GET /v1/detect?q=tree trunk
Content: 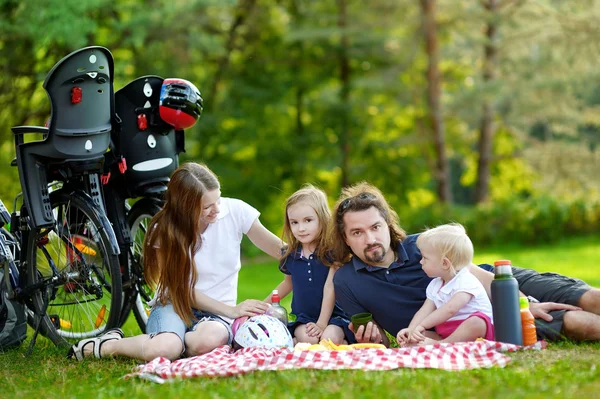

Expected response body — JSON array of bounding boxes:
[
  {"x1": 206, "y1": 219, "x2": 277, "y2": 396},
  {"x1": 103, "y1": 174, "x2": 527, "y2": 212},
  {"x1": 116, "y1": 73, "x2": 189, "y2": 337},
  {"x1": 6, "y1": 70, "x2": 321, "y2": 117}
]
[
  {"x1": 420, "y1": 0, "x2": 452, "y2": 204},
  {"x1": 338, "y1": 0, "x2": 351, "y2": 188},
  {"x1": 290, "y1": 0, "x2": 306, "y2": 183},
  {"x1": 475, "y1": 0, "x2": 499, "y2": 203}
]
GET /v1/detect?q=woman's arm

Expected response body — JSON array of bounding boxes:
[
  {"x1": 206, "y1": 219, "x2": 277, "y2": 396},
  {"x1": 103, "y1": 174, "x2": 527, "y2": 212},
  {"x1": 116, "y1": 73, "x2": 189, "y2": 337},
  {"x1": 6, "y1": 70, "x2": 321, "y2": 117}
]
[
  {"x1": 246, "y1": 218, "x2": 284, "y2": 259},
  {"x1": 193, "y1": 289, "x2": 269, "y2": 319}
]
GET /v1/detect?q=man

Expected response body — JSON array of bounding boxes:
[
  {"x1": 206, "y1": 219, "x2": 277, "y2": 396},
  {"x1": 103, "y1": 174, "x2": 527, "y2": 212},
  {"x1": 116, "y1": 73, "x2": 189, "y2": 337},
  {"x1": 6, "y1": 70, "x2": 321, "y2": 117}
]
[{"x1": 329, "y1": 182, "x2": 600, "y2": 345}]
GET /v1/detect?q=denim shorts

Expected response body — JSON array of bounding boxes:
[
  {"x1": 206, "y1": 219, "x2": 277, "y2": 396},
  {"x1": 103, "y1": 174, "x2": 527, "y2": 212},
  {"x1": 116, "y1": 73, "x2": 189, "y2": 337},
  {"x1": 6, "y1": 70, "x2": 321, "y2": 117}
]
[{"x1": 146, "y1": 303, "x2": 233, "y2": 349}]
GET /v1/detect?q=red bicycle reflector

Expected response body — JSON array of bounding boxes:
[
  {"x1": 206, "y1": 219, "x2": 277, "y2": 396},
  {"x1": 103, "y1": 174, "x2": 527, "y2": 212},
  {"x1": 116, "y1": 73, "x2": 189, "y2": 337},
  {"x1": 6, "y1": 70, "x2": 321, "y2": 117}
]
[
  {"x1": 71, "y1": 87, "x2": 82, "y2": 104},
  {"x1": 137, "y1": 113, "x2": 148, "y2": 130},
  {"x1": 100, "y1": 172, "x2": 111, "y2": 185},
  {"x1": 118, "y1": 157, "x2": 127, "y2": 174}
]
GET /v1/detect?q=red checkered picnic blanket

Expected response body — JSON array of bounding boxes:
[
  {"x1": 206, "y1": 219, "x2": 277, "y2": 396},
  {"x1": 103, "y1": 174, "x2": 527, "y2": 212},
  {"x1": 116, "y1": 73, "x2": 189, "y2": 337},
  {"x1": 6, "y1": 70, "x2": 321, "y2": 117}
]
[{"x1": 128, "y1": 340, "x2": 545, "y2": 382}]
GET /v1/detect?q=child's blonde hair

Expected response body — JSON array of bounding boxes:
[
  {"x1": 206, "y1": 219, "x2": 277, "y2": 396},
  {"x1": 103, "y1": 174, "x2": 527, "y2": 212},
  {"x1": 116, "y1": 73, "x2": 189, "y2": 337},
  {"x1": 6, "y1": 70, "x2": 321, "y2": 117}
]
[
  {"x1": 281, "y1": 184, "x2": 331, "y2": 261},
  {"x1": 416, "y1": 223, "x2": 473, "y2": 271}
]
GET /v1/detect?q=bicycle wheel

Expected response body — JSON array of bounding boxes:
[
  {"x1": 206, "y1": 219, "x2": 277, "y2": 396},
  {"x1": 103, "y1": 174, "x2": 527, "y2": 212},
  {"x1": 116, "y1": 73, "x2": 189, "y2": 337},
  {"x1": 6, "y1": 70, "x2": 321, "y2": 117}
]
[
  {"x1": 26, "y1": 189, "x2": 122, "y2": 346},
  {"x1": 124, "y1": 198, "x2": 162, "y2": 333}
]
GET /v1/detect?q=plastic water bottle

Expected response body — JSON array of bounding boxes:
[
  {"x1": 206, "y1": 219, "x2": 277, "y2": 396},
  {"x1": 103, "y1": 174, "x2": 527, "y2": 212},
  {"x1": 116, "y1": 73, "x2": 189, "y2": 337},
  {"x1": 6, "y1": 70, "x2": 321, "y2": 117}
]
[
  {"x1": 520, "y1": 297, "x2": 537, "y2": 346},
  {"x1": 266, "y1": 290, "x2": 288, "y2": 326},
  {"x1": 490, "y1": 260, "x2": 523, "y2": 345}
]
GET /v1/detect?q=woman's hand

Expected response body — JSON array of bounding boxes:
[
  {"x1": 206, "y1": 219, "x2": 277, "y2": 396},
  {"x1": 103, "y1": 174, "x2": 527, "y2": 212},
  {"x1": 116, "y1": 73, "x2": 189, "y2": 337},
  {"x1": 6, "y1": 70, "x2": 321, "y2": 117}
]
[{"x1": 232, "y1": 299, "x2": 270, "y2": 319}]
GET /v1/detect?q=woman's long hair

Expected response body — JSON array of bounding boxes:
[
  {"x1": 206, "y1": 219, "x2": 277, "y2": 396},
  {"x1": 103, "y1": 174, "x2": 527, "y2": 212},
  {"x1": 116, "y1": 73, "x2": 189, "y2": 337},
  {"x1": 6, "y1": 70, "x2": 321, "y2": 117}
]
[
  {"x1": 281, "y1": 184, "x2": 331, "y2": 263},
  {"x1": 143, "y1": 162, "x2": 220, "y2": 324}
]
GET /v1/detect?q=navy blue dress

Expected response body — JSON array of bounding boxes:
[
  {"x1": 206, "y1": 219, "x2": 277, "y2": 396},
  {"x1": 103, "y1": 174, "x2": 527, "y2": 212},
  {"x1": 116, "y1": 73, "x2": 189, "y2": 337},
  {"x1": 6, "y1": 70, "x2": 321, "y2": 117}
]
[{"x1": 280, "y1": 246, "x2": 352, "y2": 341}]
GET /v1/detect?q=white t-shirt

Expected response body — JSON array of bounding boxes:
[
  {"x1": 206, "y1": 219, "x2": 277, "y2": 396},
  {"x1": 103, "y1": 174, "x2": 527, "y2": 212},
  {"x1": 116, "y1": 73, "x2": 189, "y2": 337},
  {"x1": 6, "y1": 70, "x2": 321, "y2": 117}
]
[
  {"x1": 425, "y1": 267, "x2": 493, "y2": 322},
  {"x1": 192, "y1": 197, "x2": 259, "y2": 308}
]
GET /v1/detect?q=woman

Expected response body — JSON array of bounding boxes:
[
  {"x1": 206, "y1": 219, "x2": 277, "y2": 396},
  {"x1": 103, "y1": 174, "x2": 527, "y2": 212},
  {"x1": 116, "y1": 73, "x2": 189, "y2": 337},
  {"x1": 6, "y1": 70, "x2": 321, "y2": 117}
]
[{"x1": 68, "y1": 162, "x2": 283, "y2": 361}]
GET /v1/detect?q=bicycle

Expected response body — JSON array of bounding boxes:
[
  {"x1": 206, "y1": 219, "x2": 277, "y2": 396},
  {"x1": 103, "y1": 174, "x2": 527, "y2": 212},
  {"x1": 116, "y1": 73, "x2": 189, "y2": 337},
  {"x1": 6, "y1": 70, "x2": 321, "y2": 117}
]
[
  {"x1": 102, "y1": 76, "x2": 203, "y2": 332},
  {"x1": 3, "y1": 46, "x2": 123, "y2": 350}
]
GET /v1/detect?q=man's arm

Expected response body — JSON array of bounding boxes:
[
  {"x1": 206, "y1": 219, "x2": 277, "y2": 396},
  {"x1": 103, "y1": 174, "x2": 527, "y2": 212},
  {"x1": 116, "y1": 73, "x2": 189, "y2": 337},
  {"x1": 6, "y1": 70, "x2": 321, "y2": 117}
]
[
  {"x1": 333, "y1": 267, "x2": 367, "y2": 318},
  {"x1": 468, "y1": 264, "x2": 493, "y2": 298},
  {"x1": 334, "y1": 268, "x2": 388, "y2": 345},
  {"x1": 469, "y1": 264, "x2": 581, "y2": 321}
]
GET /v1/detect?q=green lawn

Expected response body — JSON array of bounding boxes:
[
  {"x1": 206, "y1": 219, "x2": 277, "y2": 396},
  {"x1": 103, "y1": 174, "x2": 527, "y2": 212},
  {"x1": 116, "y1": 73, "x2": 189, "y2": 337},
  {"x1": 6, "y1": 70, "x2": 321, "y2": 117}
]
[{"x1": 1, "y1": 235, "x2": 599, "y2": 398}]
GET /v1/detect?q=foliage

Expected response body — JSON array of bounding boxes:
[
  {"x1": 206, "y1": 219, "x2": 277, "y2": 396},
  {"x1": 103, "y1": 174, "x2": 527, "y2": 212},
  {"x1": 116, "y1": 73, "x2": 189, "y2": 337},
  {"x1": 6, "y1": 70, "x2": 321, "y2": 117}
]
[
  {"x1": 1, "y1": 0, "x2": 600, "y2": 238},
  {"x1": 398, "y1": 194, "x2": 600, "y2": 247}
]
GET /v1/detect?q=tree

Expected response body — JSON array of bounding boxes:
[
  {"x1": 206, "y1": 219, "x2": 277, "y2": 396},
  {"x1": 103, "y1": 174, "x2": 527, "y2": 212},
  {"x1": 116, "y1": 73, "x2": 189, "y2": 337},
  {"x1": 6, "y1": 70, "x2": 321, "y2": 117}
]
[
  {"x1": 337, "y1": 0, "x2": 351, "y2": 188},
  {"x1": 420, "y1": 0, "x2": 452, "y2": 203},
  {"x1": 474, "y1": 0, "x2": 500, "y2": 203}
]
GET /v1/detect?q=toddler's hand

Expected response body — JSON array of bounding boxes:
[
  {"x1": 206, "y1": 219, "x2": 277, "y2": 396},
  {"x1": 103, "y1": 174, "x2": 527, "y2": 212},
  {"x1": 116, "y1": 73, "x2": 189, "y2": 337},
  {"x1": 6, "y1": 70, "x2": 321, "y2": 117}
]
[
  {"x1": 408, "y1": 325, "x2": 426, "y2": 343},
  {"x1": 396, "y1": 328, "x2": 410, "y2": 345}
]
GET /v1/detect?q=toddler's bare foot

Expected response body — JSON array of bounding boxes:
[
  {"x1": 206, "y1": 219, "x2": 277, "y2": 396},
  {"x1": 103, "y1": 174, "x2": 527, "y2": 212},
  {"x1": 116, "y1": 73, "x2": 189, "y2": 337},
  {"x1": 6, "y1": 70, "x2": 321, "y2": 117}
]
[{"x1": 417, "y1": 337, "x2": 439, "y2": 346}]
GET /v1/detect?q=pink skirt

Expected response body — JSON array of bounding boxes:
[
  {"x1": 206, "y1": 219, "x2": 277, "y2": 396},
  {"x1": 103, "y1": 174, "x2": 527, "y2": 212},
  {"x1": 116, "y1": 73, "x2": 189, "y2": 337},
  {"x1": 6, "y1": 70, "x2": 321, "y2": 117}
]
[{"x1": 435, "y1": 311, "x2": 495, "y2": 340}]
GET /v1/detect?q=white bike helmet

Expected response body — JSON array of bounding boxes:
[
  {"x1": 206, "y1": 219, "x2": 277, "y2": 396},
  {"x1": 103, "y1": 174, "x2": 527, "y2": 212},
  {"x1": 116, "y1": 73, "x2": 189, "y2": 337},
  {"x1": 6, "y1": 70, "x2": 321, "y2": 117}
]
[
  {"x1": 233, "y1": 314, "x2": 293, "y2": 349},
  {"x1": 231, "y1": 316, "x2": 248, "y2": 336}
]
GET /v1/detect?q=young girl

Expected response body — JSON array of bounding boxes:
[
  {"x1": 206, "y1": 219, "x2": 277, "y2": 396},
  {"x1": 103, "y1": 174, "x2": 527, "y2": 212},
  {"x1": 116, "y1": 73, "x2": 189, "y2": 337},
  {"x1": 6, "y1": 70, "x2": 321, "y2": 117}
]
[
  {"x1": 268, "y1": 185, "x2": 351, "y2": 345},
  {"x1": 396, "y1": 223, "x2": 494, "y2": 346},
  {"x1": 68, "y1": 162, "x2": 283, "y2": 361}
]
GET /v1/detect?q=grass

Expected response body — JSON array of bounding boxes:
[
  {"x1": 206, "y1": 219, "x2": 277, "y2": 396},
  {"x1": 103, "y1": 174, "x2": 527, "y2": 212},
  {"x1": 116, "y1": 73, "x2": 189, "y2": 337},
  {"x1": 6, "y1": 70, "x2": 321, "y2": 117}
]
[{"x1": 1, "y1": 234, "x2": 599, "y2": 398}]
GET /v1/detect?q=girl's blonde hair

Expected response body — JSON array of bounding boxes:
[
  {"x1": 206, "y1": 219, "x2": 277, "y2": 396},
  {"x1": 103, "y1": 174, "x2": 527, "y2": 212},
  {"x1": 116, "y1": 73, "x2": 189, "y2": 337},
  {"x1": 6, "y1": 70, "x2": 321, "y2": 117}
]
[
  {"x1": 281, "y1": 184, "x2": 331, "y2": 262},
  {"x1": 416, "y1": 223, "x2": 474, "y2": 270},
  {"x1": 144, "y1": 162, "x2": 220, "y2": 325}
]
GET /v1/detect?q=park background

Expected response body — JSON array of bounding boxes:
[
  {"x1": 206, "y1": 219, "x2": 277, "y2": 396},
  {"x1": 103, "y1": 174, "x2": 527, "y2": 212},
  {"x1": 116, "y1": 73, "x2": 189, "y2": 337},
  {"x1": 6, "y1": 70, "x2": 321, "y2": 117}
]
[
  {"x1": 1, "y1": 1, "x2": 600, "y2": 397},
  {"x1": 1, "y1": 0, "x2": 599, "y2": 251}
]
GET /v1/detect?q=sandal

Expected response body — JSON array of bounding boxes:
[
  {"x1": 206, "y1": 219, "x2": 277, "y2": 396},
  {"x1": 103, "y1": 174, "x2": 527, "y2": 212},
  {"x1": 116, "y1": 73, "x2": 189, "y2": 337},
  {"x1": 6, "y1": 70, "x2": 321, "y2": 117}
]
[{"x1": 67, "y1": 328, "x2": 124, "y2": 361}]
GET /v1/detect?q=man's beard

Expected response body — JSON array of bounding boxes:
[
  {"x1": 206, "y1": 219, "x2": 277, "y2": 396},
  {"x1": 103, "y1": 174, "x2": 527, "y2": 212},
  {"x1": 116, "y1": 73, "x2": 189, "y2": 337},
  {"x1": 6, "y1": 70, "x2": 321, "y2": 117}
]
[{"x1": 364, "y1": 244, "x2": 385, "y2": 264}]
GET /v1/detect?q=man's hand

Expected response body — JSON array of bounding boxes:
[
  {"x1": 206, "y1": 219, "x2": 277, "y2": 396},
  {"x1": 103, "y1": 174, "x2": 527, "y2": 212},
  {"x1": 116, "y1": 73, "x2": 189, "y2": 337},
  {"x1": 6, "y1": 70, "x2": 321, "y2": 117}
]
[
  {"x1": 349, "y1": 321, "x2": 382, "y2": 344},
  {"x1": 232, "y1": 299, "x2": 270, "y2": 319},
  {"x1": 530, "y1": 301, "x2": 581, "y2": 322}
]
